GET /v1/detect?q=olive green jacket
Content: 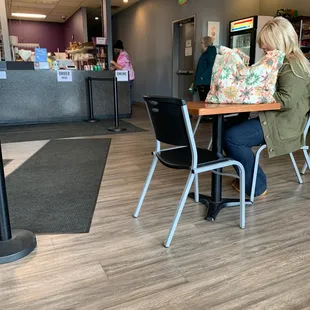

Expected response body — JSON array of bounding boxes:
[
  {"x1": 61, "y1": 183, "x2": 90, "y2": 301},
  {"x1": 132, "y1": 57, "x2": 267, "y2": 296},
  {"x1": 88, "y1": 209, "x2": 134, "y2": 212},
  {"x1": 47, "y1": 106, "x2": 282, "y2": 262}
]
[{"x1": 259, "y1": 60, "x2": 310, "y2": 158}]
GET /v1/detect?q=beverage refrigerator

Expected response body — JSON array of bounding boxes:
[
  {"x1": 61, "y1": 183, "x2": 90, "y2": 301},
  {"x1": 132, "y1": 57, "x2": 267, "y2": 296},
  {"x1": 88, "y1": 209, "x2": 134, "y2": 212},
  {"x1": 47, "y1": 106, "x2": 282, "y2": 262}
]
[{"x1": 229, "y1": 16, "x2": 273, "y2": 65}]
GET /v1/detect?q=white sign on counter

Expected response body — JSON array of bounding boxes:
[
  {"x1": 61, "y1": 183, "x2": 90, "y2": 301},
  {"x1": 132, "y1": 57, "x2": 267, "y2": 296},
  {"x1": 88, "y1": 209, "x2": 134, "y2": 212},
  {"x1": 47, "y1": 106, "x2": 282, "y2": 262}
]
[
  {"x1": 0, "y1": 71, "x2": 7, "y2": 79},
  {"x1": 57, "y1": 70, "x2": 72, "y2": 82},
  {"x1": 115, "y1": 70, "x2": 129, "y2": 82}
]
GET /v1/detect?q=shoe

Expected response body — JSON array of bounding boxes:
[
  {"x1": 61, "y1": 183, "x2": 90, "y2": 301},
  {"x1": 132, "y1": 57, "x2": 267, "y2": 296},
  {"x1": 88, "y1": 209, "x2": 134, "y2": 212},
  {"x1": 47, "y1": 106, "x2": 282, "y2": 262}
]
[{"x1": 232, "y1": 179, "x2": 267, "y2": 197}]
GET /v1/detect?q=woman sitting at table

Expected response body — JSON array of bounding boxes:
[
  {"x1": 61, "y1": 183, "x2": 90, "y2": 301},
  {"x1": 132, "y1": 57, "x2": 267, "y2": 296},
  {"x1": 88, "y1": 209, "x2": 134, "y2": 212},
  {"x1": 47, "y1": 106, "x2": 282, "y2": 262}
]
[{"x1": 223, "y1": 17, "x2": 310, "y2": 197}]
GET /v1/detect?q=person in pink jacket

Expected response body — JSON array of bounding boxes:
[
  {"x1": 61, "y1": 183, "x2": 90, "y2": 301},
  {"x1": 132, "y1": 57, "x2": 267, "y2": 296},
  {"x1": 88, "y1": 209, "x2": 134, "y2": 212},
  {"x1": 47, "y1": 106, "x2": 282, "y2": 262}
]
[{"x1": 110, "y1": 40, "x2": 135, "y2": 114}]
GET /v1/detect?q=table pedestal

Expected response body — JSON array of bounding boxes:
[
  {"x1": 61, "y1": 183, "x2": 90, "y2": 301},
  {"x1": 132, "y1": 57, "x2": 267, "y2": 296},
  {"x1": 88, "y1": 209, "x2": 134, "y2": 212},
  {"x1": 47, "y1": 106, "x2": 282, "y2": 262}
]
[
  {"x1": 188, "y1": 193, "x2": 243, "y2": 221},
  {"x1": 189, "y1": 115, "x2": 248, "y2": 221}
]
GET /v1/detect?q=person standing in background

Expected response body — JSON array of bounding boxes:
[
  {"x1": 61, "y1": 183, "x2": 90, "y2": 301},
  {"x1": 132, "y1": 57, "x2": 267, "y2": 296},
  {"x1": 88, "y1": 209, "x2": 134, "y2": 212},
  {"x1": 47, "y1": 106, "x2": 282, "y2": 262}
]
[
  {"x1": 194, "y1": 36, "x2": 217, "y2": 101},
  {"x1": 110, "y1": 40, "x2": 135, "y2": 114}
]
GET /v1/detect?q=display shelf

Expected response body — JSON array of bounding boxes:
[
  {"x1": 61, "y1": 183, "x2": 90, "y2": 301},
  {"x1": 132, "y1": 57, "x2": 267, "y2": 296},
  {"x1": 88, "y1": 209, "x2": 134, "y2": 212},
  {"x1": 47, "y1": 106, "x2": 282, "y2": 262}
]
[
  {"x1": 93, "y1": 45, "x2": 108, "y2": 70},
  {"x1": 13, "y1": 43, "x2": 40, "y2": 49},
  {"x1": 66, "y1": 46, "x2": 93, "y2": 54},
  {"x1": 289, "y1": 16, "x2": 310, "y2": 61}
]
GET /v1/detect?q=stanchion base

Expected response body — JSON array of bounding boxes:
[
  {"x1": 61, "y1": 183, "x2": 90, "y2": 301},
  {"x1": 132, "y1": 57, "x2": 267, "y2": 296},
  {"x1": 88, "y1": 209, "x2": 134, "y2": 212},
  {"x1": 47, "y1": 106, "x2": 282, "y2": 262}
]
[
  {"x1": 108, "y1": 127, "x2": 126, "y2": 132},
  {"x1": 0, "y1": 229, "x2": 37, "y2": 264},
  {"x1": 84, "y1": 119, "x2": 99, "y2": 123}
]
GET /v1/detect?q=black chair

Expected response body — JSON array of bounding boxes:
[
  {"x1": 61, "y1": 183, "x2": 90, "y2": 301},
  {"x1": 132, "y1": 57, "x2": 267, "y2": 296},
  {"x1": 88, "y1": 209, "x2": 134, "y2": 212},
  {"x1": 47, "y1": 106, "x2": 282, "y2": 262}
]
[{"x1": 133, "y1": 96, "x2": 246, "y2": 248}]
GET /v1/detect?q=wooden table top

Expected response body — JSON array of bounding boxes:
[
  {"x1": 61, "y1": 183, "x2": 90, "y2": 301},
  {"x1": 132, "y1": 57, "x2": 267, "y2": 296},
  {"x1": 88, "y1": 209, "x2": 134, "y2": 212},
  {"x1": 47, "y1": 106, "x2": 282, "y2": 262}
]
[{"x1": 187, "y1": 102, "x2": 281, "y2": 116}]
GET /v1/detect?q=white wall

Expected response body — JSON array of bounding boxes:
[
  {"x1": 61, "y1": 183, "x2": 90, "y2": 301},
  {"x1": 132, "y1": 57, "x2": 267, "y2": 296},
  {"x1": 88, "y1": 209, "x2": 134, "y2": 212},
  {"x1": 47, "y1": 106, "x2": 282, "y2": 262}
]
[{"x1": 112, "y1": 0, "x2": 260, "y2": 102}]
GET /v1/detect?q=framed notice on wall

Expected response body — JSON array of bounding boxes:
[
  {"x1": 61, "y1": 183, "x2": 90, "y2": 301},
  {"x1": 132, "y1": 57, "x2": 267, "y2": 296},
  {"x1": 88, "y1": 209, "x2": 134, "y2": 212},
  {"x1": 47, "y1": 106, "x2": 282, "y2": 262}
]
[{"x1": 208, "y1": 21, "x2": 220, "y2": 46}]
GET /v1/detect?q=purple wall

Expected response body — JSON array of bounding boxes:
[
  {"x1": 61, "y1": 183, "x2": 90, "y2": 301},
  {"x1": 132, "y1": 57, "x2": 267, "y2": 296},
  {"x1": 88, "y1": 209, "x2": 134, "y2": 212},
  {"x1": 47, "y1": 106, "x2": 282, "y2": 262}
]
[
  {"x1": 9, "y1": 20, "x2": 65, "y2": 52},
  {"x1": 8, "y1": 8, "x2": 87, "y2": 52},
  {"x1": 63, "y1": 8, "x2": 86, "y2": 49}
]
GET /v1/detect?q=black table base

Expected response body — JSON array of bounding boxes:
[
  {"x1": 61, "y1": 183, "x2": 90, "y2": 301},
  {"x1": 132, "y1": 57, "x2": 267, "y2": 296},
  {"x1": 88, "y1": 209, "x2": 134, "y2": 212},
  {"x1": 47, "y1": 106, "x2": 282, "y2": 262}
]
[
  {"x1": 188, "y1": 193, "x2": 247, "y2": 221},
  {"x1": 188, "y1": 114, "x2": 250, "y2": 221},
  {"x1": 0, "y1": 229, "x2": 37, "y2": 264}
]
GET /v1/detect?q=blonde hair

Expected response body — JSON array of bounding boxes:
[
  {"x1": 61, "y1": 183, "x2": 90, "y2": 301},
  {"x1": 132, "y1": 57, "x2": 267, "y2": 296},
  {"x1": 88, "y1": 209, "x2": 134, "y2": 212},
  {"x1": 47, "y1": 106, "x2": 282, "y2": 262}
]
[
  {"x1": 257, "y1": 17, "x2": 310, "y2": 77},
  {"x1": 201, "y1": 36, "x2": 213, "y2": 48}
]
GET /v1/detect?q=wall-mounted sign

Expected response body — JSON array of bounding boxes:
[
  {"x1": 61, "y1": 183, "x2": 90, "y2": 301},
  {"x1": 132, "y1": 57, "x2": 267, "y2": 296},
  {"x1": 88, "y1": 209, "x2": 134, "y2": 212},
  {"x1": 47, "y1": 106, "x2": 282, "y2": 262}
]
[
  {"x1": 178, "y1": 0, "x2": 187, "y2": 4},
  {"x1": 57, "y1": 70, "x2": 72, "y2": 82},
  {"x1": 115, "y1": 70, "x2": 129, "y2": 82},
  {"x1": 185, "y1": 47, "x2": 192, "y2": 57},
  {"x1": 96, "y1": 37, "x2": 107, "y2": 45},
  {"x1": 208, "y1": 21, "x2": 220, "y2": 46},
  {"x1": 231, "y1": 17, "x2": 254, "y2": 32}
]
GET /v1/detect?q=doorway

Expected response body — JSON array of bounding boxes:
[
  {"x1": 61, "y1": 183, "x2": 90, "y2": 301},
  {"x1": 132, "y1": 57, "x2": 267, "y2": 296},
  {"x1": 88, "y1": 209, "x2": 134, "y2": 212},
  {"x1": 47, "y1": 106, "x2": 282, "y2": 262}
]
[{"x1": 172, "y1": 16, "x2": 195, "y2": 101}]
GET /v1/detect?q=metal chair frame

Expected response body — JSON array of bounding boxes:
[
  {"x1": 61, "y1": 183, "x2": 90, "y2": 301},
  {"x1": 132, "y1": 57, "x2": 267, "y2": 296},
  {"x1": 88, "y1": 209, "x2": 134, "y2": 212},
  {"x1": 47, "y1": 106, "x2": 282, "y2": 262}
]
[{"x1": 134, "y1": 98, "x2": 246, "y2": 248}]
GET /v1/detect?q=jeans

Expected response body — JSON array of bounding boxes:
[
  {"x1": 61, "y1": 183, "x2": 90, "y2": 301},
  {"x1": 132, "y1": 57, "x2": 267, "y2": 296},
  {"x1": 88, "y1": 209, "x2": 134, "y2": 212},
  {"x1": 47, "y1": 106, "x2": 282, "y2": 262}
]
[{"x1": 223, "y1": 115, "x2": 267, "y2": 197}]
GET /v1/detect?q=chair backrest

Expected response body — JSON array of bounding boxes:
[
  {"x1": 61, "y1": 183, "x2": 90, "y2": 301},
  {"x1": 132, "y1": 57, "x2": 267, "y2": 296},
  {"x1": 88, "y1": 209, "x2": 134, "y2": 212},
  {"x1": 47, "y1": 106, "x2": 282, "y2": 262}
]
[{"x1": 143, "y1": 96, "x2": 193, "y2": 146}]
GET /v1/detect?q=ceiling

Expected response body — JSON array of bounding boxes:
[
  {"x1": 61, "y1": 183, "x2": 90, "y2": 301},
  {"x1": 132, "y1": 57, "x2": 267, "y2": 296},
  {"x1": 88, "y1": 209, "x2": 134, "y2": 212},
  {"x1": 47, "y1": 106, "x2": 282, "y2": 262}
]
[{"x1": 5, "y1": 0, "x2": 140, "y2": 23}]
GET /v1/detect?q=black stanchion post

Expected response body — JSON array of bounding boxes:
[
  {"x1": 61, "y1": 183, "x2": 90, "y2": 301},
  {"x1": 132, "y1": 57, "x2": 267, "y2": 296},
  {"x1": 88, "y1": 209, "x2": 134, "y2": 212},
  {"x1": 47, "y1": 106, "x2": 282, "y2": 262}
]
[
  {"x1": 113, "y1": 76, "x2": 120, "y2": 128},
  {"x1": 0, "y1": 145, "x2": 11, "y2": 242},
  {"x1": 109, "y1": 76, "x2": 126, "y2": 132},
  {"x1": 85, "y1": 77, "x2": 98, "y2": 123},
  {"x1": 0, "y1": 143, "x2": 37, "y2": 264}
]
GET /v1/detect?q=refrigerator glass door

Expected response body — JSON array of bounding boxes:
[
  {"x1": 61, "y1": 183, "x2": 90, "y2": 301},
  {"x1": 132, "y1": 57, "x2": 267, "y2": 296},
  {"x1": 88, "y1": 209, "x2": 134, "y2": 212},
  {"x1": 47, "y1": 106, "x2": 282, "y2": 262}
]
[{"x1": 231, "y1": 33, "x2": 252, "y2": 62}]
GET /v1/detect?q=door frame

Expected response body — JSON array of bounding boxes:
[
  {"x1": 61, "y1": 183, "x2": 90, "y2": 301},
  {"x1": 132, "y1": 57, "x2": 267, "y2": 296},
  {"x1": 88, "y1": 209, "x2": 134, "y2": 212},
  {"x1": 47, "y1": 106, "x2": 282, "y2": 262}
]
[{"x1": 171, "y1": 15, "x2": 196, "y2": 98}]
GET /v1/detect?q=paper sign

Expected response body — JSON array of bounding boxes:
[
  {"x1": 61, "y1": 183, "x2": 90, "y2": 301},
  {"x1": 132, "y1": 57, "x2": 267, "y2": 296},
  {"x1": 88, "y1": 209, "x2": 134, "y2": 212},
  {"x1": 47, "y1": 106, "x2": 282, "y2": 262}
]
[
  {"x1": 185, "y1": 47, "x2": 192, "y2": 57},
  {"x1": 115, "y1": 70, "x2": 129, "y2": 82},
  {"x1": 34, "y1": 62, "x2": 49, "y2": 70},
  {"x1": 96, "y1": 37, "x2": 107, "y2": 45},
  {"x1": 186, "y1": 40, "x2": 192, "y2": 47},
  {"x1": 0, "y1": 71, "x2": 7, "y2": 79},
  {"x1": 35, "y1": 48, "x2": 47, "y2": 62},
  {"x1": 57, "y1": 70, "x2": 72, "y2": 82}
]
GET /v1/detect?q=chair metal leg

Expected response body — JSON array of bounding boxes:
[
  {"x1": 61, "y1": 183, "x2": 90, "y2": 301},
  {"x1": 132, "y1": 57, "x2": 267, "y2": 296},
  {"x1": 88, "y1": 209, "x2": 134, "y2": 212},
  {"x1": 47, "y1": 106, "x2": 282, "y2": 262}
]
[
  {"x1": 235, "y1": 164, "x2": 246, "y2": 229},
  {"x1": 194, "y1": 174, "x2": 199, "y2": 202},
  {"x1": 207, "y1": 137, "x2": 212, "y2": 150},
  {"x1": 193, "y1": 116, "x2": 201, "y2": 135},
  {"x1": 289, "y1": 153, "x2": 303, "y2": 184},
  {"x1": 250, "y1": 145, "x2": 266, "y2": 203},
  {"x1": 133, "y1": 156, "x2": 158, "y2": 218},
  {"x1": 164, "y1": 173, "x2": 195, "y2": 248},
  {"x1": 301, "y1": 150, "x2": 310, "y2": 175}
]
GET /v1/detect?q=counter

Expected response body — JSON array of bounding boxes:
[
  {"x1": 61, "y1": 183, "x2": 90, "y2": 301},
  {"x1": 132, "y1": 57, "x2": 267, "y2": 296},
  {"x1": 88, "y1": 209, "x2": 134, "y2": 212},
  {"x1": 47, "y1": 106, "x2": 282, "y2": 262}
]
[{"x1": 0, "y1": 70, "x2": 131, "y2": 125}]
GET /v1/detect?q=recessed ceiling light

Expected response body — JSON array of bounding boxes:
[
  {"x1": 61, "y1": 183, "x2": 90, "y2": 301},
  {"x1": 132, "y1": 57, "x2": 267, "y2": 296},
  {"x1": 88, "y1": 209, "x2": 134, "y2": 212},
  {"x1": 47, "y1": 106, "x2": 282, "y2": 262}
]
[
  {"x1": 12, "y1": 13, "x2": 46, "y2": 19},
  {"x1": 123, "y1": 0, "x2": 128, "y2": 3},
  {"x1": 95, "y1": 17, "x2": 99, "y2": 20}
]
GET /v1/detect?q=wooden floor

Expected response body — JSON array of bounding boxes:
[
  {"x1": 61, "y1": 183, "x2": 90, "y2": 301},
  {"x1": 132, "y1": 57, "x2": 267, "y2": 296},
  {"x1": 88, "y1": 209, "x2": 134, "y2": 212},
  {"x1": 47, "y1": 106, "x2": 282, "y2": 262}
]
[{"x1": 1, "y1": 104, "x2": 310, "y2": 309}]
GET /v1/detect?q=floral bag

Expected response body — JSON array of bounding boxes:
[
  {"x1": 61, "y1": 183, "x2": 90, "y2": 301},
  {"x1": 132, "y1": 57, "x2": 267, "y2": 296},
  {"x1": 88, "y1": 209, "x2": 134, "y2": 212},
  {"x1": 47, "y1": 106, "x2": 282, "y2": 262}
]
[{"x1": 206, "y1": 46, "x2": 285, "y2": 104}]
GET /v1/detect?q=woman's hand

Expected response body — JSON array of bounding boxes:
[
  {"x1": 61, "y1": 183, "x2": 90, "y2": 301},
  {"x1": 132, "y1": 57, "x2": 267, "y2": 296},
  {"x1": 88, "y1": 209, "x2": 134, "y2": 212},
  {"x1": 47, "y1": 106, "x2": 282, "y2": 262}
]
[{"x1": 110, "y1": 60, "x2": 123, "y2": 70}]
